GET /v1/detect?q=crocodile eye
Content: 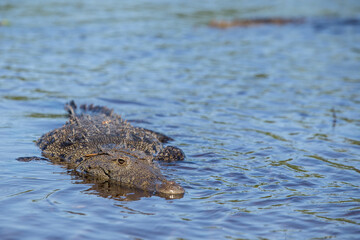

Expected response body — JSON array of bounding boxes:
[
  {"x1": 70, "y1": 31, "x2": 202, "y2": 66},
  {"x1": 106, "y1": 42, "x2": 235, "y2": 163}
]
[{"x1": 117, "y1": 159, "x2": 126, "y2": 165}]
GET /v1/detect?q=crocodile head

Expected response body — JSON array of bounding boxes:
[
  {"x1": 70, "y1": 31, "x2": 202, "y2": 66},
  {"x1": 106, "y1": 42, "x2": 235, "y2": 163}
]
[{"x1": 76, "y1": 147, "x2": 184, "y2": 198}]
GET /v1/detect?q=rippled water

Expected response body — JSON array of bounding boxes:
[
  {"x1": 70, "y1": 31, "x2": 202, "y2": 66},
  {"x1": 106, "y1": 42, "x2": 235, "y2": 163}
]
[{"x1": 1, "y1": 0, "x2": 360, "y2": 239}]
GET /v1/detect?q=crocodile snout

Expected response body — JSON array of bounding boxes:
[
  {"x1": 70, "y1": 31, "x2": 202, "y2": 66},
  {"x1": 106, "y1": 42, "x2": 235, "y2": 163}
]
[{"x1": 156, "y1": 180, "x2": 185, "y2": 196}]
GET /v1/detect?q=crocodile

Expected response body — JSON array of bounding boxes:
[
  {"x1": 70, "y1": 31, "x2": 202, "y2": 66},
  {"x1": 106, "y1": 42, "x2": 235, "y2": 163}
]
[
  {"x1": 209, "y1": 18, "x2": 304, "y2": 29},
  {"x1": 208, "y1": 17, "x2": 360, "y2": 29},
  {"x1": 18, "y1": 101, "x2": 185, "y2": 198}
]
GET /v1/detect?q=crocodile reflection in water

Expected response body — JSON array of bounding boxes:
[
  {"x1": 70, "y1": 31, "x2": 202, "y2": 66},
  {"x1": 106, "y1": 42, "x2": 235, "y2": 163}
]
[
  {"x1": 75, "y1": 175, "x2": 172, "y2": 201},
  {"x1": 18, "y1": 101, "x2": 185, "y2": 199}
]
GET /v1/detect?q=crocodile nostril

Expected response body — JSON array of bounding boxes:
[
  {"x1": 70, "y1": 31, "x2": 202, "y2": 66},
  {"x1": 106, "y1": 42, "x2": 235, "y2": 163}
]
[{"x1": 156, "y1": 181, "x2": 185, "y2": 195}]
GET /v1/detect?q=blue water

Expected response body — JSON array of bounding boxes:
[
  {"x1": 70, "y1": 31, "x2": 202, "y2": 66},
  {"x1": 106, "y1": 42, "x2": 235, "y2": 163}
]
[{"x1": 1, "y1": 0, "x2": 360, "y2": 239}]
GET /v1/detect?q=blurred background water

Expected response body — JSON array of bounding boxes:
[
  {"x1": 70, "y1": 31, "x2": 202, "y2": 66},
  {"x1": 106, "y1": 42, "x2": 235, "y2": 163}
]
[{"x1": 1, "y1": 0, "x2": 360, "y2": 239}]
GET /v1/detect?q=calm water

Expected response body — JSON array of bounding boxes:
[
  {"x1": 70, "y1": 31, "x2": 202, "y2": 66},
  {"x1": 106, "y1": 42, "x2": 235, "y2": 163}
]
[{"x1": 1, "y1": 0, "x2": 360, "y2": 239}]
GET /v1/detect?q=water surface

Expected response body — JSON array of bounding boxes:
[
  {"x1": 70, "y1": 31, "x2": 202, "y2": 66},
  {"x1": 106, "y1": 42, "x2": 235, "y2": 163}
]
[{"x1": 1, "y1": 0, "x2": 360, "y2": 239}]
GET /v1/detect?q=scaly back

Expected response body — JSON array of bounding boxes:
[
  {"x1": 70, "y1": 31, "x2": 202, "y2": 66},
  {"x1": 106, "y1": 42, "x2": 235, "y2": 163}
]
[{"x1": 37, "y1": 101, "x2": 164, "y2": 163}]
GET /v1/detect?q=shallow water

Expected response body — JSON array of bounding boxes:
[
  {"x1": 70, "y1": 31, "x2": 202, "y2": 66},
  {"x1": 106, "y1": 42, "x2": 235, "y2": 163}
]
[{"x1": 1, "y1": 0, "x2": 360, "y2": 239}]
